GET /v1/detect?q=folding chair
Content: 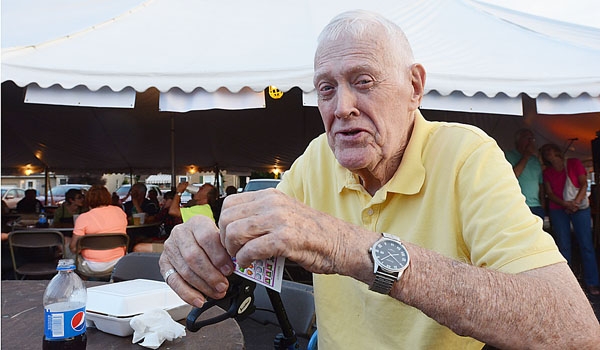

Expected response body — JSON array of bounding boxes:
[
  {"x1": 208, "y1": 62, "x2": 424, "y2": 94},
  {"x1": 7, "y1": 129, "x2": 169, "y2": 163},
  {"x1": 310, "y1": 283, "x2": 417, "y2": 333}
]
[
  {"x1": 249, "y1": 280, "x2": 317, "y2": 339},
  {"x1": 110, "y1": 252, "x2": 163, "y2": 282},
  {"x1": 8, "y1": 230, "x2": 64, "y2": 280},
  {"x1": 75, "y1": 233, "x2": 129, "y2": 280}
]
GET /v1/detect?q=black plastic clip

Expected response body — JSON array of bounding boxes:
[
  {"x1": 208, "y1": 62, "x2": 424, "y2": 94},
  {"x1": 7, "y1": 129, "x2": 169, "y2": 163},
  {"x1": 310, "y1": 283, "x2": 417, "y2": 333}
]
[{"x1": 186, "y1": 274, "x2": 256, "y2": 332}]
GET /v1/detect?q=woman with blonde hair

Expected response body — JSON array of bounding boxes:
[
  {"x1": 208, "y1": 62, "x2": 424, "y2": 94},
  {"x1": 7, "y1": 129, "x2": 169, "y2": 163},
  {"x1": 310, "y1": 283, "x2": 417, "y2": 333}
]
[{"x1": 69, "y1": 184, "x2": 128, "y2": 275}]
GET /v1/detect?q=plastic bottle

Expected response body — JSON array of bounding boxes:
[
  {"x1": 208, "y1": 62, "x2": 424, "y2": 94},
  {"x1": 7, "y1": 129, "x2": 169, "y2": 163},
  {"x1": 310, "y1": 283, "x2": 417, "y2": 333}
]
[
  {"x1": 43, "y1": 259, "x2": 87, "y2": 350},
  {"x1": 37, "y1": 208, "x2": 49, "y2": 228}
]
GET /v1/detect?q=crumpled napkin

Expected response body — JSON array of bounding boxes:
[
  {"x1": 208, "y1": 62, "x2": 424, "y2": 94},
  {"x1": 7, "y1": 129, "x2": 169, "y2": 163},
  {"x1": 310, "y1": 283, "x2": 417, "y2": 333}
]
[{"x1": 130, "y1": 308, "x2": 186, "y2": 349}]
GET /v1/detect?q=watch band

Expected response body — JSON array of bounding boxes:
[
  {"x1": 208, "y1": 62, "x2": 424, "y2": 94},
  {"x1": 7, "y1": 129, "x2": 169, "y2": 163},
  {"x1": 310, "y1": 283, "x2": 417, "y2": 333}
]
[
  {"x1": 370, "y1": 270, "x2": 398, "y2": 294},
  {"x1": 176, "y1": 192, "x2": 183, "y2": 196}
]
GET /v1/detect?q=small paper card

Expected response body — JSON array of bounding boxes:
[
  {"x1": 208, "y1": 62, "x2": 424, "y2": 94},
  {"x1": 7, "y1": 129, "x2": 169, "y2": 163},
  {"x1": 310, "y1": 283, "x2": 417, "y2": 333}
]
[{"x1": 232, "y1": 256, "x2": 285, "y2": 292}]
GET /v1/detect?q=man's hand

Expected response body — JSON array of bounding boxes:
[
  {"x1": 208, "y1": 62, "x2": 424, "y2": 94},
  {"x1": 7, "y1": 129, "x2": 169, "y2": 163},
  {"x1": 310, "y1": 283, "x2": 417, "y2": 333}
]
[
  {"x1": 159, "y1": 215, "x2": 234, "y2": 308},
  {"x1": 176, "y1": 182, "x2": 189, "y2": 194},
  {"x1": 218, "y1": 188, "x2": 368, "y2": 277},
  {"x1": 160, "y1": 188, "x2": 378, "y2": 307}
]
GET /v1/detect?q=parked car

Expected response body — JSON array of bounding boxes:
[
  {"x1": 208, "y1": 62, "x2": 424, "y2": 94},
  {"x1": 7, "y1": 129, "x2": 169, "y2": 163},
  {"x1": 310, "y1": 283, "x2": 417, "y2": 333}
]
[
  {"x1": 116, "y1": 184, "x2": 163, "y2": 203},
  {"x1": 243, "y1": 179, "x2": 281, "y2": 192},
  {"x1": 37, "y1": 184, "x2": 91, "y2": 206},
  {"x1": 1, "y1": 187, "x2": 26, "y2": 212}
]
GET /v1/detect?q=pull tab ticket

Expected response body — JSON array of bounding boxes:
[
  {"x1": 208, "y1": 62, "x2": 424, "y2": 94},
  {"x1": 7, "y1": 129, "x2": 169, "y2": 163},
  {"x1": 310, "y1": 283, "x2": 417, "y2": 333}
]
[{"x1": 232, "y1": 256, "x2": 285, "y2": 292}]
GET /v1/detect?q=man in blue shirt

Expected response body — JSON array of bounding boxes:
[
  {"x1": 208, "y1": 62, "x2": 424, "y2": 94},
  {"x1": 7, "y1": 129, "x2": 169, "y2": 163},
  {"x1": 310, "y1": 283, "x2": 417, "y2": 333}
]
[{"x1": 505, "y1": 128, "x2": 545, "y2": 219}]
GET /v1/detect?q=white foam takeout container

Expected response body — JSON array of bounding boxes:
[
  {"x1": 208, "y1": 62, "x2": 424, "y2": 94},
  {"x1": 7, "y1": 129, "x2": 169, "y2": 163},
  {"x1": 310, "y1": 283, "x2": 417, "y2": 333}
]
[{"x1": 86, "y1": 279, "x2": 192, "y2": 337}]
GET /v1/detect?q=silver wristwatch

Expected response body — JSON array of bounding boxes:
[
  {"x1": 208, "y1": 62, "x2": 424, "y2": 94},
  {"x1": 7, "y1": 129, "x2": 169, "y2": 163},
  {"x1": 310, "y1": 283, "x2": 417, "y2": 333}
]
[{"x1": 369, "y1": 233, "x2": 410, "y2": 294}]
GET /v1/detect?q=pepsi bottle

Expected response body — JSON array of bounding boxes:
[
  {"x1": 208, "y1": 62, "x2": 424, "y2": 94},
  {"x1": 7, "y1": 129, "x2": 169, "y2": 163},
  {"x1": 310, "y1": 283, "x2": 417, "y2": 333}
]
[{"x1": 43, "y1": 259, "x2": 87, "y2": 350}]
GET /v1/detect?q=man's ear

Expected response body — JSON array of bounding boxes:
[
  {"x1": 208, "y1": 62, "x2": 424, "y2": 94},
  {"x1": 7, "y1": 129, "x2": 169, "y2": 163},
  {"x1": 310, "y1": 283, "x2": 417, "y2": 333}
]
[{"x1": 409, "y1": 63, "x2": 426, "y2": 110}]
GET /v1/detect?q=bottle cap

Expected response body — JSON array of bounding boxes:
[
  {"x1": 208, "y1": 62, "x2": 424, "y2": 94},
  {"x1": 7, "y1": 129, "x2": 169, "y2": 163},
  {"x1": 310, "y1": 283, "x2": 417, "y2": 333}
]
[{"x1": 57, "y1": 259, "x2": 76, "y2": 271}]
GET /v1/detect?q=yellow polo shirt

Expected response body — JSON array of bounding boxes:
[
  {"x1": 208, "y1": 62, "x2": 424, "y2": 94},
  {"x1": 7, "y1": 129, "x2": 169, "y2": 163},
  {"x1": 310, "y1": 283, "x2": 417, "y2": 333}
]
[{"x1": 277, "y1": 110, "x2": 564, "y2": 349}]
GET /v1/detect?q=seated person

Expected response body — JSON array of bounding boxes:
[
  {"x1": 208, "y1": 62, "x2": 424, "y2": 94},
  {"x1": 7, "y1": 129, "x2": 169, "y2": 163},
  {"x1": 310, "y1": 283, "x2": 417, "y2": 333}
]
[
  {"x1": 1, "y1": 200, "x2": 9, "y2": 216},
  {"x1": 122, "y1": 183, "x2": 159, "y2": 224},
  {"x1": 169, "y1": 182, "x2": 217, "y2": 222},
  {"x1": 16, "y1": 189, "x2": 44, "y2": 214},
  {"x1": 52, "y1": 189, "x2": 87, "y2": 228},
  {"x1": 69, "y1": 185, "x2": 128, "y2": 275},
  {"x1": 213, "y1": 185, "x2": 237, "y2": 224},
  {"x1": 133, "y1": 191, "x2": 183, "y2": 253},
  {"x1": 111, "y1": 192, "x2": 123, "y2": 209},
  {"x1": 147, "y1": 188, "x2": 160, "y2": 208}
]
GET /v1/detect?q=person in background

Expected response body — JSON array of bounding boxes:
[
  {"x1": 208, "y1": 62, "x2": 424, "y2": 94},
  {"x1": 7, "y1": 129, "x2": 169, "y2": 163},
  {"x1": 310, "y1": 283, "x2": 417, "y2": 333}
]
[
  {"x1": 69, "y1": 185, "x2": 128, "y2": 275},
  {"x1": 148, "y1": 188, "x2": 160, "y2": 208},
  {"x1": 1, "y1": 200, "x2": 9, "y2": 216},
  {"x1": 156, "y1": 190, "x2": 184, "y2": 234},
  {"x1": 540, "y1": 143, "x2": 600, "y2": 296},
  {"x1": 133, "y1": 190, "x2": 183, "y2": 253},
  {"x1": 52, "y1": 189, "x2": 87, "y2": 228},
  {"x1": 122, "y1": 183, "x2": 159, "y2": 223},
  {"x1": 213, "y1": 185, "x2": 238, "y2": 224},
  {"x1": 111, "y1": 192, "x2": 123, "y2": 209},
  {"x1": 159, "y1": 10, "x2": 599, "y2": 348},
  {"x1": 505, "y1": 128, "x2": 546, "y2": 220},
  {"x1": 16, "y1": 189, "x2": 44, "y2": 214},
  {"x1": 169, "y1": 182, "x2": 217, "y2": 223}
]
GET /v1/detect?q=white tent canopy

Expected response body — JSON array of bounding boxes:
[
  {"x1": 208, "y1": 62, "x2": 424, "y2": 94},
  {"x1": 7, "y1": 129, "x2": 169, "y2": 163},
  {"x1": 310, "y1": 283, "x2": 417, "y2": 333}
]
[
  {"x1": 2, "y1": 0, "x2": 600, "y2": 174},
  {"x1": 3, "y1": 0, "x2": 600, "y2": 109}
]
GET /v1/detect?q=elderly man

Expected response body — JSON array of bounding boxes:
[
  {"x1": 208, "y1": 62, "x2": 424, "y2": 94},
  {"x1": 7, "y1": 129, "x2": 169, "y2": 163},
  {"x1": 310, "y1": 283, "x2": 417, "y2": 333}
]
[{"x1": 160, "y1": 10, "x2": 600, "y2": 348}]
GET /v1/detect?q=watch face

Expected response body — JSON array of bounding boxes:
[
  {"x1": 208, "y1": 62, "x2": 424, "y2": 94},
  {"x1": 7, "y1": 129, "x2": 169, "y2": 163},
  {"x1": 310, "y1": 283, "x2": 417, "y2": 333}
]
[{"x1": 372, "y1": 239, "x2": 409, "y2": 272}]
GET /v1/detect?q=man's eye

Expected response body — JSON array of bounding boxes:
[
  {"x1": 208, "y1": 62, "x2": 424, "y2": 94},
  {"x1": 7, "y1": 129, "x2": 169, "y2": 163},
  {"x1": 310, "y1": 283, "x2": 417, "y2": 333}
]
[
  {"x1": 319, "y1": 84, "x2": 334, "y2": 92},
  {"x1": 356, "y1": 78, "x2": 374, "y2": 88},
  {"x1": 317, "y1": 85, "x2": 334, "y2": 99}
]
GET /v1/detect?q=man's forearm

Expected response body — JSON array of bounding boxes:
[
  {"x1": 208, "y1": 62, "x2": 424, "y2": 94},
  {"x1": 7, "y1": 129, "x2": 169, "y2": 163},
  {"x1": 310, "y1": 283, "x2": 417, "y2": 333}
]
[
  {"x1": 331, "y1": 224, "x2": 598, "y2": 347},
  {"x1": 393, "y1": 244, "x2": 599, "y2": 348},
  {"x1": 169, "y1": 194, "x2": 182, "y2": 217}
]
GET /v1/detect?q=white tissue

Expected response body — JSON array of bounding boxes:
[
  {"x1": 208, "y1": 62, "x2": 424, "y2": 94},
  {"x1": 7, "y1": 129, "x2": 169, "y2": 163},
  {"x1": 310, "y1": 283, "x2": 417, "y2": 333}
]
[{"x1": 130, "y1": 308, "x2": 186, "y2": 349}]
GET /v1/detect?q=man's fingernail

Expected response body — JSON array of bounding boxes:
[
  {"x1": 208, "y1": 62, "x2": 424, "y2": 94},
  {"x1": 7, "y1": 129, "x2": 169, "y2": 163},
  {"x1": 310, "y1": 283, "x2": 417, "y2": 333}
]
[
  {"x1": 215, "y1": 282, "x2": 228, "y2": 293},
  {"x1": 192, "y1": 298, "x2": 204, "y2": 309},
  {"x1": 220, "y1": 264, "x2": 232, "y2": 275}
]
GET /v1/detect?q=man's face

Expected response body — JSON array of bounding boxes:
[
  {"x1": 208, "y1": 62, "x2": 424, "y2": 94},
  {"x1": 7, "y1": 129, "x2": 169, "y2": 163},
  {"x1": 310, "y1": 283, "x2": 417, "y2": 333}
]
[
  {"x1": 194, "y1": 184, "x2": 212, "y2": 202},
  {"x1": 313, "y1": 31, "x2": 418, "y2": 174},
  {"x1": 132, "y1": 186, "x2": 145, "y2": 200},
  {"x1": 517, "y1": 131, "x2": 535, "y2": 151}
]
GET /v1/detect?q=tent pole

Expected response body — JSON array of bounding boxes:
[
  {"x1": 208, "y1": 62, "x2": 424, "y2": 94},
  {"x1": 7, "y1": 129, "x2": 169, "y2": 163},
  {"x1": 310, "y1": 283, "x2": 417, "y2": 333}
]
[
  {"x1": 171, "y1": 114, "x2": 176, "y2": 191},
  {"x1": 44, "y1": 167, "x2": 49, "y2": 205},
  {"x1": 214, "y1": 165, "x2": 221, "y2": 195}
]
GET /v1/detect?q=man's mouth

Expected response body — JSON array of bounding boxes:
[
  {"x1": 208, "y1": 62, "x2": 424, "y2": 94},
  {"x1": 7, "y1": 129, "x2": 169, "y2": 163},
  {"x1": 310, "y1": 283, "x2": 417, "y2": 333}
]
[{"x1": 340, "y1": 129, "x2": 361, "y2": 136}]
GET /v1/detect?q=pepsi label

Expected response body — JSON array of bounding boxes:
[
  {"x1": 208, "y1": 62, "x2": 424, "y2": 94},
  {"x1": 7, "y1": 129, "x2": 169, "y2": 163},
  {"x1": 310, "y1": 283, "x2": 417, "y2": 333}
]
[{"x1": 44, "y1": 305, "x2": 86, "y2": 340}]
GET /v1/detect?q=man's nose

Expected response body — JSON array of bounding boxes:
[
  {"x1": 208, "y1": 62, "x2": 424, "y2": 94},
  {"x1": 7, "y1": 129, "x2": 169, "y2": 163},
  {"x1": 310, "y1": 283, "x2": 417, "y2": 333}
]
[{"x1": 334, "y1": 86, "x2": 358, "y2": 119}]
